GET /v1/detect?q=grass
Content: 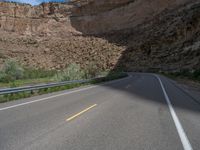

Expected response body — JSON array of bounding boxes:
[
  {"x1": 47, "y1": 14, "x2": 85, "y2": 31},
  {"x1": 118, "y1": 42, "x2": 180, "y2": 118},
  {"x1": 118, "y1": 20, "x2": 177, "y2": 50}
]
[{"x1": 0, "y1": 72, "x2": 127, "y2": 103}]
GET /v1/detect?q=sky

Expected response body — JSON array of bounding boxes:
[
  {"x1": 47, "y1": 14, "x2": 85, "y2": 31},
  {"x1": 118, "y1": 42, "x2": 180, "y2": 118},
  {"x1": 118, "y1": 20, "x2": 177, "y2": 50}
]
[{"x1": 6, "y1": 0, "x2": 67, "y2": 5}]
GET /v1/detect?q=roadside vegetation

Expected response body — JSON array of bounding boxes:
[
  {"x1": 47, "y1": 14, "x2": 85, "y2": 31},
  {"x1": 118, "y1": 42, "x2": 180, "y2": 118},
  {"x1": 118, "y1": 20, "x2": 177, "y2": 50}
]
[
  {"x1": 162, "y1": 69, "x2": 200, "y2": 82},
  {"x1": 0, "y1": 60, "x2": 101, "y2": 87},
  {"x1": 0, "y1": 59, "x2": 56, "y2": 87},
  {"x1": 0, "y1": 59, "x2": 127, "y2": 103}
]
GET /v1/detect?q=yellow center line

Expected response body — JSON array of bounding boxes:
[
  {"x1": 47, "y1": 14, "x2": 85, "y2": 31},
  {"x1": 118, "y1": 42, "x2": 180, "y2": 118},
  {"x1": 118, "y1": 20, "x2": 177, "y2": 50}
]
[{"x1": 66, "y1": 104, "x2": 97, "y2": 122}]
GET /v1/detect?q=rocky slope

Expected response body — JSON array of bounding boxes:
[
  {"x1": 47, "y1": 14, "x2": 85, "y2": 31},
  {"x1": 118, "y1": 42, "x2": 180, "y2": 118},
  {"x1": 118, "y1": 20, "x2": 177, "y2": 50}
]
[
  {"x1": 0, "y1": 2, "x2": 125, "y2": 70},
  {"x1": 70, "y1": 0, "x2": 200, "y2": 72},
  {"x1": 0, "y1": 0, "x2": 200, "y2": 72},
  {"x1": 116, "y1": 1, "x2": 200, "y2": 72}
]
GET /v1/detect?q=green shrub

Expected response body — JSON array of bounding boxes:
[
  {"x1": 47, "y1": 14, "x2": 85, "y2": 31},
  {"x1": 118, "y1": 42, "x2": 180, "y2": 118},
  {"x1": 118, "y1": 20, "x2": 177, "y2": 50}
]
[
  {"x1": 193, "y1": 70, "x2": 200, "y2": 79},
  {"x1": 0, "y1": 59, "x2": 24, "y2": 82},
  {"x1": 164, "y1": 69, "x2": 200, "y2": 82},
  {"x1": 23, "y1": 68, "x2": 56, "y2": 79},
  {"x1": 54, "y1": 63, "x2": 86, "y2": 81},
  {"x1": 193, "y1": 71, "x2": 198, "y2": 77},
  {"x1": 0, "y1": 72, "x2": 7, "y2": 82},
  {"x1": 84, "y1": 62, "x2": 100, "y2": 78}
]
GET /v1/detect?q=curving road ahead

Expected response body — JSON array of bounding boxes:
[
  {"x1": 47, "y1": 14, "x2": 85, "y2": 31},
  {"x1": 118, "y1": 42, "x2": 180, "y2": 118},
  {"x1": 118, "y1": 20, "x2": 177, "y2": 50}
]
[{"x1": 0, "y1": 73, "x2": 200, "y2": 150}]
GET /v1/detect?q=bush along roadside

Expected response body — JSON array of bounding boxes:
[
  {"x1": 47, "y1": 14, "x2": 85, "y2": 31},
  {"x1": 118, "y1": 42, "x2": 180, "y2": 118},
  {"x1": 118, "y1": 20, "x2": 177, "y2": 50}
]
[
  {"x1": 0, "y1": 60, "x2": 102, "y2": 87},
  {"x1": 0, "y1": 72, "x2": 128, "y2": 103},
  {"x1": 0, "y1": 59, "x2": 24, "y2": 83},
  {"x1": 0, "y1": 59, "x2": 56, "y2": 87},
  {"x1": 161, "y1": 69, "x2": 200, "y2": 82}
]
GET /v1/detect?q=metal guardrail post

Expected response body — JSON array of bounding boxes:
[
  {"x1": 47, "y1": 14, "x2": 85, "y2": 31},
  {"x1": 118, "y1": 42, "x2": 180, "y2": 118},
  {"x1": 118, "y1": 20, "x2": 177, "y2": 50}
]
[{"x1": 0, "y1": 73, "x2": 128, "y2": 96}]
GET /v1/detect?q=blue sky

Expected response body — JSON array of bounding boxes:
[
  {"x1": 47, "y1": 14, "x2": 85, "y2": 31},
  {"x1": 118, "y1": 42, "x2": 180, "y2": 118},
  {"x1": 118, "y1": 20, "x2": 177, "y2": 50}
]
[{"x1": 7, "y1": 0, "x2": 67, "y2": 5}]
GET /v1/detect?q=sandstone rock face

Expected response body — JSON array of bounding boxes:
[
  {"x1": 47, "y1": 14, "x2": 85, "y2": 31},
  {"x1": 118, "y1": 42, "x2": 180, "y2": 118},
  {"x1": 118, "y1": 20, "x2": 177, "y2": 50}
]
[
  {"x1": 0, "y1": 2, "x2": 125, "y2": 70},
  {"x1": 70, "y1": 0, "x2": 200, "y2": 72},
  {"x1": 0, "y1": 2, "x2": 78, "y2": 36},
  {"x1": 113, "y1": 1, "x2": 200, "y2": 72},
  {"x1": 0, "y1": 0, "x2": 200, "y2": 72},
  {"x1": 70, "y1": 0, "x2": 134, "y2": 15},
  {"x1": 70, "y1": 0, "x2": 195, "y2": 34}
]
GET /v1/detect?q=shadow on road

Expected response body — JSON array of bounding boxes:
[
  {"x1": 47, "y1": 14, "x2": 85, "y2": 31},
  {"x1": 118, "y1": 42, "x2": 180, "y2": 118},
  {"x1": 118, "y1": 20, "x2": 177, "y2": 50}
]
[{"x1": 69, "y1": 8, "x2": 200, "y2": 114}]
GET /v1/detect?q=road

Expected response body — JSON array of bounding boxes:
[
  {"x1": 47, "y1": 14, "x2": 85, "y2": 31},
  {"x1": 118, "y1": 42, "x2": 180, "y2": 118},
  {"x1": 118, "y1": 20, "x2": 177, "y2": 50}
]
[{"x1": 0, "y1": 73, "x2": 199, "y2": 150}]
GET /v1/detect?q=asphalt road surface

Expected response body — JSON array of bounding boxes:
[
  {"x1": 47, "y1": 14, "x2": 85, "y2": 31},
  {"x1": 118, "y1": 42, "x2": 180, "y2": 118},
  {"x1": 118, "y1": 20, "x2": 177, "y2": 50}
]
[{"x1": 0, "y1": 73, "x2": 200, "y2": 150}]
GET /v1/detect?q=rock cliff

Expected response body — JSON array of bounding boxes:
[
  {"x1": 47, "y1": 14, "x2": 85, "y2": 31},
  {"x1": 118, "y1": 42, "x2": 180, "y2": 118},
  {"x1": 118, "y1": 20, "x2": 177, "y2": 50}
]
[
  {"x1": 0, "y1": 2, "x2": 125, "y2": 70},
  {"x1": 70, "y1": 0, "x2": 194, "y2": 34},
  {"x1": 0, "y1": 2, "x2": 77, "y2": 36},
  {"x1": 0, "y1": 0, "x2": 199, "y2": 72},
  {"x1": 70, "y1": 0, "x2": 200, "y2": 72}
]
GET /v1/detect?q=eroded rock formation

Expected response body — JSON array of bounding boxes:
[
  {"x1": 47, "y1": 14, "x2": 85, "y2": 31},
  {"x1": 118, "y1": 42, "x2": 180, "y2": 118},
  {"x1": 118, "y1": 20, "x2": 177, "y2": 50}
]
[
  {"x1": 0, "y1": 0, "x2": 199, "y2": 72},
  {"x1": 0, "y1": 2, "x2": 77, "y2": 36},
  {"x1": 70, "y1": 0, "x2": 200, "y2": 72}
]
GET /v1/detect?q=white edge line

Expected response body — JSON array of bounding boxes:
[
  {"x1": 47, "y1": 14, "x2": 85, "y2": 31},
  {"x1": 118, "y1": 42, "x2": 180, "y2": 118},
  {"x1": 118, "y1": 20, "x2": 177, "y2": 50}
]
[
  {"x1": 0, "y1": 75, "x2": 131, "y2": 111},
  {"x1": 155, "y1": 75, "x2": 193, "y2": 150}
]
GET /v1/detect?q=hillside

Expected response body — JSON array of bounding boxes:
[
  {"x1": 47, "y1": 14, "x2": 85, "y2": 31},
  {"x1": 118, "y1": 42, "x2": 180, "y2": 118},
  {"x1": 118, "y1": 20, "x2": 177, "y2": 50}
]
[
  {"x1": 0, "y1": 2, "x2": 124, "y2": 70},
  {"x1": 0, "y1": 0, "x2": 200, "y2": 72}
]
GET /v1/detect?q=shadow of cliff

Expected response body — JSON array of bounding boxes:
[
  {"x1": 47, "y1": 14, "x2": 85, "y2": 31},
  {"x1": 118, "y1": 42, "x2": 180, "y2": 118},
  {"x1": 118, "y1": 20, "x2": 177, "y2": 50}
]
[{"x1": 69, "y1": 6, "x2": 200, "y2": 114}]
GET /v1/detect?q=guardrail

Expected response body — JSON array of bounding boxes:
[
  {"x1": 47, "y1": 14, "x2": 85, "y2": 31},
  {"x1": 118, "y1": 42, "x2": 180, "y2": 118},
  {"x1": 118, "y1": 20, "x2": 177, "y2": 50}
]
[{"x1": 0, "y1": 77, "x2": 105, "y2": 95}]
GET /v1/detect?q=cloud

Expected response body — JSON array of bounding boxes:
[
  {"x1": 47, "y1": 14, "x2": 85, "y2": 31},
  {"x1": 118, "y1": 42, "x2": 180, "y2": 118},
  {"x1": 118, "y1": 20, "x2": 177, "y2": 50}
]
[{"x1": 6, "y1": 0, "x2": 66, "y2": 5}]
